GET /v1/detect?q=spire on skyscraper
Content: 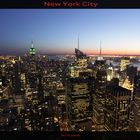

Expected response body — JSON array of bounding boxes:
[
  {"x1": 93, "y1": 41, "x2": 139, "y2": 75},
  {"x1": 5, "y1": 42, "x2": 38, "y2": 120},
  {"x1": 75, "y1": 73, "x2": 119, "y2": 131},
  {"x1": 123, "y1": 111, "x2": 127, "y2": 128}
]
[
  {"x1": 75, "y1": 35, "x2": 87, "y2": 59},
  {"x1": 97, "y1": 40, "x2": 103, "y2": 60},
  {"x1": 31, "y1": 40, "x2": 34, "y2": 48},
  {"x1": 100, "y1": 40, "x2": 102, "y2": 57},
  {"x1": 78, "y1": 34, "x2": 79, "y2": 50}
]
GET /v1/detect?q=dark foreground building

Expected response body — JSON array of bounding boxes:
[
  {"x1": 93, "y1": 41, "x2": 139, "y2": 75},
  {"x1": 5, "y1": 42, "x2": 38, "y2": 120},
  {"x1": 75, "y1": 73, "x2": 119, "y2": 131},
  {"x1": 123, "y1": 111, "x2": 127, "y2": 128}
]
[
  {"x1": 104, "y1": 83, "x2": 131, "y2": 131},
  {"x1": 134, "y1": 74, "x2": 140, "y2": 131},
  {"x1": 66, "y1": 77, "x2": 94, "y2": 131}
]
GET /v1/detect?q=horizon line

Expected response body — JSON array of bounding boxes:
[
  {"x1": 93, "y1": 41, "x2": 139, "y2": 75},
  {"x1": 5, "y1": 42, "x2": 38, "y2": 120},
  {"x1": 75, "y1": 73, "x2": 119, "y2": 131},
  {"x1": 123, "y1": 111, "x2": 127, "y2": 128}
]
[{"x1": 1, "y1": 53, "x2": 140, "y2": 56}]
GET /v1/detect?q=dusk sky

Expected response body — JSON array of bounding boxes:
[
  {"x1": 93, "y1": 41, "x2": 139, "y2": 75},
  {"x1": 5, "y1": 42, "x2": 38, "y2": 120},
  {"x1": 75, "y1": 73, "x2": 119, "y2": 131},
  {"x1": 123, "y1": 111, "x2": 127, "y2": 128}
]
[{"x1": 1, "y1": 9, "x2": 140, "y2": 55}]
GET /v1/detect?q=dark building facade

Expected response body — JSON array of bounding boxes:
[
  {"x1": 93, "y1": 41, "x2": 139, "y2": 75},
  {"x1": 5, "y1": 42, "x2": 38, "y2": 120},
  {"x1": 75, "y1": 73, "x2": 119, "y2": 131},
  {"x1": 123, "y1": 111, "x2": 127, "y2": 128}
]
[
  {"x1": 11, "y1": 61, "x2": 21, "y2": 94},
  {"x1": 104, "y1": 84, "x2": 131, "y2": 131},
  {"x1": 134, "y1": 74, "x2": 140, "y2": 131},
  {"x1": 66, "y1": 77, "x2": 94, "y2": 131},
  {"x1": 93, "y1": 69, "x2": 107, "y2": 131}
]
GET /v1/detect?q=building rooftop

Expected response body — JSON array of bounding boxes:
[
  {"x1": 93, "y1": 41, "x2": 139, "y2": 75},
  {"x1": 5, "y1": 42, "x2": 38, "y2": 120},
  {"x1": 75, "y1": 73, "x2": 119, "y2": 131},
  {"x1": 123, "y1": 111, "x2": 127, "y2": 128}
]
[
  {"x1": 107, "y1": 85, "x2": 130, "y2": 91},
  {"x1": 75, "y1": 48, "x2": 87, "y2": 59},
  {"x1": 106, "y1": 85, "x2": 131, "y2": 96},
  {"x1": 69, "y1": 77, "x2": 95, "y2": 84}
]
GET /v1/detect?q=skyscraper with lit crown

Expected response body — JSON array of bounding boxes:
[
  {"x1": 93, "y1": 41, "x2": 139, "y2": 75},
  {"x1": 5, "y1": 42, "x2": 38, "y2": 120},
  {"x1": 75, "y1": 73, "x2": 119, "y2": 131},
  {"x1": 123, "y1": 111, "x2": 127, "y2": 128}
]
[
  {"x1": 66, "y1": 41, "x2": 94, "y2": 131},
  {"x1": 26, "y1": 41, "x2": 38, "y2": 89}
]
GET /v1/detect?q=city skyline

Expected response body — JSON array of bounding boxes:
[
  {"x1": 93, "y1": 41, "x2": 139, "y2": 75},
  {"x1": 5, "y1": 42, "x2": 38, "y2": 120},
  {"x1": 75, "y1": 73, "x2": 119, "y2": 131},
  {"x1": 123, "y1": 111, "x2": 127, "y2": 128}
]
[{"x1": 1, "y1": 9, "x2": 140, "y2": 55}]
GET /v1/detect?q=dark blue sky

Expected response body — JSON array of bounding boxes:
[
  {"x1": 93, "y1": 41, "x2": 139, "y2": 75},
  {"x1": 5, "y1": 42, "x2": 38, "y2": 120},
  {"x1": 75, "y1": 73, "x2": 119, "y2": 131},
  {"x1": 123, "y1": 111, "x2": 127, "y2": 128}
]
[{"x1": 1, "y1": 9, "x2": 140, "y2": 55}]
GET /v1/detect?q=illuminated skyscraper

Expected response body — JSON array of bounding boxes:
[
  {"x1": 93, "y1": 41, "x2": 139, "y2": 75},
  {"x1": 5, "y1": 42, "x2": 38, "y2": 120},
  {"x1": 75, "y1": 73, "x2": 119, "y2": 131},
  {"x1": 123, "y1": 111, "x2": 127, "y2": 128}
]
[
  {"x1": 11, "y1": 61, "x2": 21, "y2": 95},
  {"x1": 66, "y1": 77, "x2": 94, "y2": 131},
  {"x1": 93, "y1": 69, "x2": 107, "y2": 131},
  {"x1": 28, "y1": 41, "x2": 36, "y2": 72},
  {"x1": 92, "y1": 50, "x2": 107, "y2": 131},
  {"x1": 29, "y1": 41, "x2": 36, "y2": 56},
  {"x1": 105, "y1": 82, "x2": 131, "y2": 131},
  {"x1": 26, "y1": 41, "x2": 38, "y2": 89},
  {"x1": 120, "y1": 57, "x2": 130, "y2": 71},
  {"x1": 68, "y1": 37, "x2": 90, "y2": 78},
  {"x1": 107, "y1": 65, "x2": 114, "y2": 82},
  {"x1": 68, "y1": 48, "x2": 89, "y2": 78},
  {"x1": 66, "y1": 46, "x2": 94, "y2": 131},
  {"x1": 134, "y1": 74, "x2": 140, "y2": 131}
]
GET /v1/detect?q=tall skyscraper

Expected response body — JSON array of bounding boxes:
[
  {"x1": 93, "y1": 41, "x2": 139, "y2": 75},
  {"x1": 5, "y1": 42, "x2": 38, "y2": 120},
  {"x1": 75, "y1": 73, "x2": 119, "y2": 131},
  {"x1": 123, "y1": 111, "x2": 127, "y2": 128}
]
[
  {"x1": 66, "y1": 47, "x2": 94, "y2": 131},
  {"x1": 28, "y1": 41, "x2": 36, "y2": 73},
  {"x1": 29, "y1": 41, "x2": 36, "y2": 56},
  {"x1": 66, "y1": 77, "x2": 94, "y2": 131},
  {"x1": 105, "y1": 81, "x2": 131, "y2": 131},
  {"x1": 93, "y1": 69, "x2": 107, "y2": 131},
  {"x1": 120, "y1": 57, "x2": 130, "y2": 72},
  {"x1": 26, "y1": 41, "x2": 38, "y2": 89},
  {"x1": 92, "y1": 53, "x2": 107, "y2": 131},
  {"x1": 11, "y1": 61, "x2": 21, "y2": 95},
  {"x1": 68, "y1": 48, "x2": 89, "y2": 78},
  {"x1": 134, "y1": 74, "x2": 140, "y2": 131}
]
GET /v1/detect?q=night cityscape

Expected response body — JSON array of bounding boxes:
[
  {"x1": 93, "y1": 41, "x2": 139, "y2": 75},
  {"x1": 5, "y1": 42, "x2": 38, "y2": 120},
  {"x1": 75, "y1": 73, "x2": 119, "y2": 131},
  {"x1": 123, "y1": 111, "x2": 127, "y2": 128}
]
[{"x1": 1, "y1": 9, "x2": 140, "y2": 132}]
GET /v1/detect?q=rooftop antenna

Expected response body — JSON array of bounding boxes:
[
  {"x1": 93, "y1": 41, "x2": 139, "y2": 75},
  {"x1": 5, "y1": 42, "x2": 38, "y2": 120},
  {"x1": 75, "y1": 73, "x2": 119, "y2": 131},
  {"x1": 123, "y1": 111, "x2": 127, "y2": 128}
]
[
  {"x1": 100, "y1": 40, "x2": 102, "y2": 57},
  {"x1": 78, "y1": 35, "x2": 79, "y2": 50},
  {"x1": 31, "y1": 40, "x2": 34, "y2": 48}
]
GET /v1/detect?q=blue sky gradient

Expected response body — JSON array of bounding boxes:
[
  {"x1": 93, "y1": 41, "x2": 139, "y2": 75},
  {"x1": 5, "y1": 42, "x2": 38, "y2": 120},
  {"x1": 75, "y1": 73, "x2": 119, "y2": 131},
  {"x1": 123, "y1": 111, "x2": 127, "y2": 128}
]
[{"x1": 0, "y1": 9, "x2": 140, "y2": 55}]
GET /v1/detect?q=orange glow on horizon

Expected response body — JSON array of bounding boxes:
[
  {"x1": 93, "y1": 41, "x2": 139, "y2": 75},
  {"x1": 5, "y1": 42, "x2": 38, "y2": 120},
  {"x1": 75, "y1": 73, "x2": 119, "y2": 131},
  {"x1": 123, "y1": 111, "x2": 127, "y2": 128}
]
[
  {"x1": 84, "y1": 49, "x2": 140, "y2": 55},
  {"x1": 39, "y1": 48, "x2": 140, "y2": 55}
]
